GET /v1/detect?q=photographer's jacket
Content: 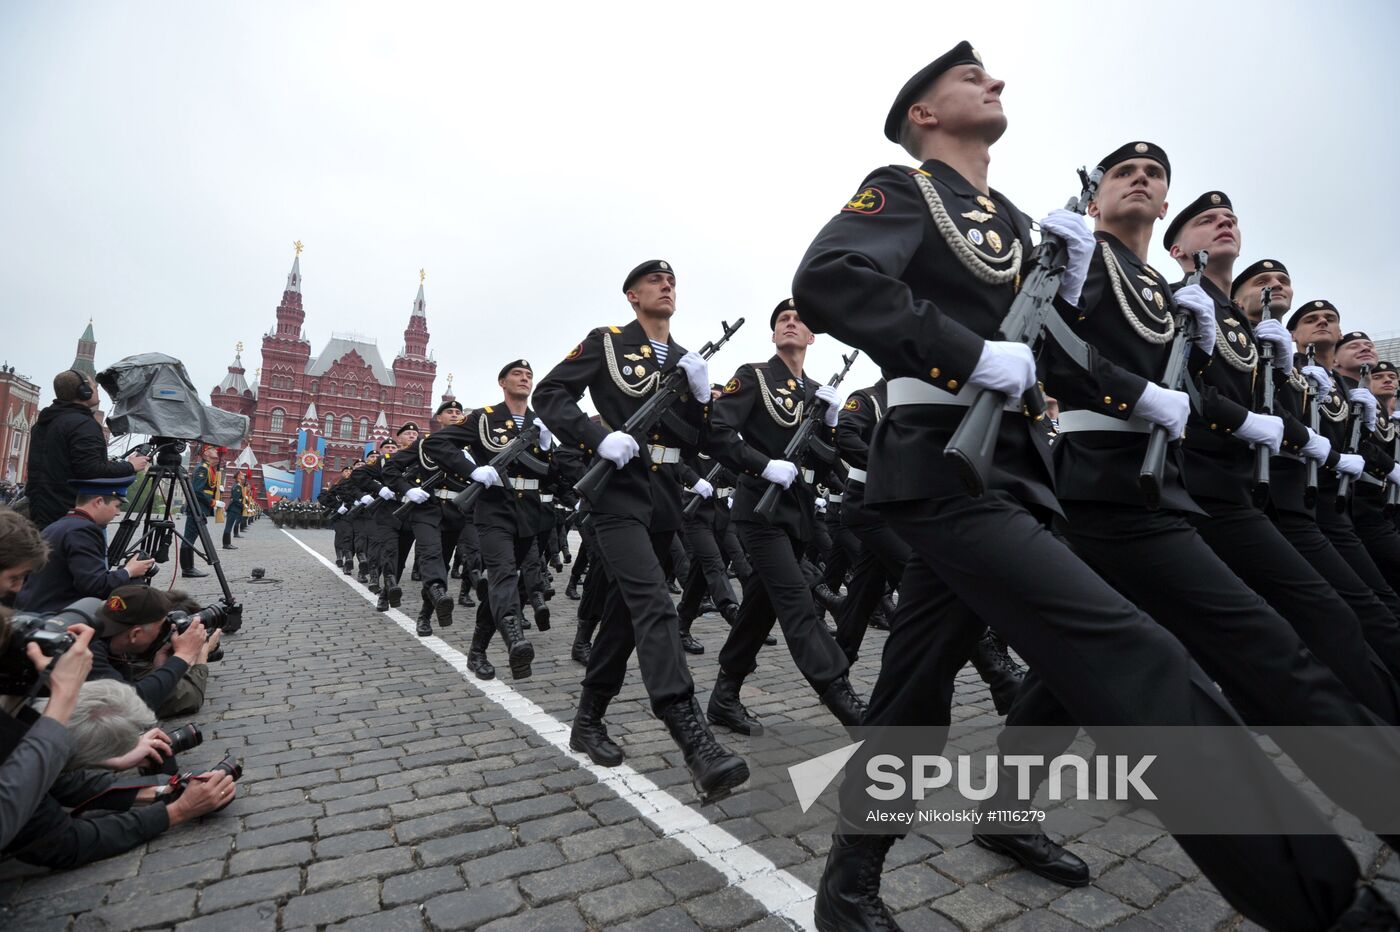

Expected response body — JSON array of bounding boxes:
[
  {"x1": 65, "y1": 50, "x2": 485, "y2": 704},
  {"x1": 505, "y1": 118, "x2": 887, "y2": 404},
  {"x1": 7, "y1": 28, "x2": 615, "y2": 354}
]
[
  {"x1": 14, "y1": 511, "x2": 133, "y2": 613},
  {"x1": 25, "y1": 402, "x2": 137, "y2": 530},
  {"x1": 90, "y1": 638, "x2": 188, "y2": 711},
  {"x1": 423, "y1": 405, "x2": 553, "y2": 537}
]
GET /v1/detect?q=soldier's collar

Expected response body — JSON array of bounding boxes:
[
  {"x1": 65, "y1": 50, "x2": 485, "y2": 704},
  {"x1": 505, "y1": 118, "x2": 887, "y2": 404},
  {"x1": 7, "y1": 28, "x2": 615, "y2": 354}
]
[
  {"x1": 768, "y1": 354, "x2": 806, "y2": 386},
  {"x1": 918, "y1": 159, "x2": 986, "y2": 200}
]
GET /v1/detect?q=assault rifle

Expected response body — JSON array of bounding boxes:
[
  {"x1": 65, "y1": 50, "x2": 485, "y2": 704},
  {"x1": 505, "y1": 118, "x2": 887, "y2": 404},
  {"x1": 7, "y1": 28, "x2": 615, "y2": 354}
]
[
  {"x1": 682, "y1": 461, "x2": 726, "y2": 518},
  {"x1": 1251, "y1": 287, "x2": 1276, "y2": 507},
  {"x1": 1138, "y1": 250, "x2": 1209, "y2": 508},
  {"x1": 1304, "y1": 343, "x2": 1320, "y2": 510},
  {"x1": 451, "y1": 424, "x2": 545, "y2": 515},
  {"x1": 574, "y1": 317, "x2": 745, "y2": 503},
  {"x1": 754, "y1": 351, "x2": 859, "y2": 524},
  {"x1": 944, "y1": 167, "x2": 1102, "y2": 497},
  {"x1": 1335, "y1": 363, "x2": 1371, "y2": 511}
]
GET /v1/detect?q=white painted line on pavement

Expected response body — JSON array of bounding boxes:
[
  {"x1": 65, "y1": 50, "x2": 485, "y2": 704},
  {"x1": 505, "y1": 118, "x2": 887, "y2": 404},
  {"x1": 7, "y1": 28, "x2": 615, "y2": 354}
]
[{"x1": 282, "y1": 529, "x2": 818, "y2": 930}]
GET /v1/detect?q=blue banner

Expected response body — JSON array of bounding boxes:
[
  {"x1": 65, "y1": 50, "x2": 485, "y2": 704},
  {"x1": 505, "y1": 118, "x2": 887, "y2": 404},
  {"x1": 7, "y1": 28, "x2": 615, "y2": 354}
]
[
  {"x1": 261, "y1": 465, "x2": 296, "y2": 500},
  {"x1": 309, "y1": 435, "x2": 328, "y2": 499}
]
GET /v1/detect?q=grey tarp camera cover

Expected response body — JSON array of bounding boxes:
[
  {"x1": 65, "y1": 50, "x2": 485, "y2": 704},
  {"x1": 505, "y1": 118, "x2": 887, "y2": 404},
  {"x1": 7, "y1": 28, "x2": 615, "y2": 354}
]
[{"x1": 97, "y1": 353, "x2": 249, "y2": 445}]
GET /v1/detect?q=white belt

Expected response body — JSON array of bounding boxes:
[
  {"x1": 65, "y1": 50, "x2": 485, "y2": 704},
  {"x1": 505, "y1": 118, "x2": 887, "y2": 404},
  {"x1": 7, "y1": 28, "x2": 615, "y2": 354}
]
[
  {"x1": 648, "y1": 444, "x2": 681, "y2": 464},
  {"x1": 1361, "y1": 474, "x2": 1384, "y2": 488},
  {"x1": 716, "y1": 487, "x2": 733, "y2": 499},
  {"x1": 801, "y1": 468, "x2": 815, "y2": 484},
  {"x1": 847, "y1": 467, "x2": 868, "y2": 484},
  {"x1": 827, "y1": 493, "x2": 843, "y2": 503},
  {"x1": 510, "y1": 477, "x2": 540, "y2": 491},
  {"x1": 541, "y1": 493, "x2": 555, "y2": 502},
  {"x1": 1056, "y1": 409, "x2": 1152, "y2": 434},
  {"x1": 886, "y1": 376, "x2": 1019, "y2": 412},
  {"x1": 433, "y1": 488, "x2": 456, "y2": 501}
]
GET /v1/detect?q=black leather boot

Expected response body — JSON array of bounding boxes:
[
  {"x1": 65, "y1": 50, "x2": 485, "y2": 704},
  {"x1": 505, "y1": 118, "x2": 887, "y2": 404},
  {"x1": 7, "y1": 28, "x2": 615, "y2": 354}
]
[
  {"x1": 457, "y1": 576, "x2": 476, "y2": 608},
  {"x1": 427, "y1": 583, "x2": 454, "y2": 627},
  {"x1": 820, "y1": 676, "x2": 868, "y2": 730},
  {"x1": 467, "y1": 624, "x2": 494, "y2": 680},
  {"x1": 814, "y1": 582, "x2": 846, "y2": 614},
  {"x1": 386, "y1": 574, "x2": 403, "y2": 609},
  {"x1": 679, "y1": 615, "x2": 704, "y2": 655},
  {"x1": 814, "y1": 834, "x2": 900, "y2": 932},
  {"x1": 530, "y1": 591, "x2": 551, "y2": 632},
  {"x1": 707, "y1": 669, "x2": 761, "y2": 735},
  {"x1": 342, "y1": 557, "x2": 354, "y2": 576},
  {"x1": 973, "y1": 766, "x2": 1088, "y2": 887},
  {"x1": 1328, "y1": 885, "x2": 1400, "y2": 930},
  {"x1": 721, "y1": 602, "x2": 739, "y2": 627},
  {"x1": 450, "y1": 561, "x2": 462, "y2": 579},
  {"x1": 571, "y1": 614, "x2": 596, "y2": 666},
  {"x1": 357, "y1": 562, "x2": 369, "y2": 583},
  {"x1": 368, "y1": 572, "x2": 381, "y2": 593},
  {"x1": 970, "y1": 627, "x2": 1025, "y2": 715},
  {"x1": 565, "y1": 582, "x2": 580, "y2": 601},
  {"x1": 375, "y1": 585, "x2": 390, "y2": 612},
  {"x1": 497, "y1": 612, "x2": 534, "y2": 679},
  {"x1": 660, "y1": 698, "x2": 749, "y2": 806},
  {"x1": 416, "y1": 599, "x2": 433, "y2": 637},
  {"x1": 569, "y1": 688, "x2": 624, "y2": 766}
]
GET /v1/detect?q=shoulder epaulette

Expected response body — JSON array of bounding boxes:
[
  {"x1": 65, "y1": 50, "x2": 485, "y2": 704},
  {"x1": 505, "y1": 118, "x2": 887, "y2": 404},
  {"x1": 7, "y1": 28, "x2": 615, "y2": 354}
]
[
  {"x1": 608, "y1": 325, "x2": 622, "y2": 334},
  {"x1": 483, "y1": 405, "x2": 494, "y2": 414}
]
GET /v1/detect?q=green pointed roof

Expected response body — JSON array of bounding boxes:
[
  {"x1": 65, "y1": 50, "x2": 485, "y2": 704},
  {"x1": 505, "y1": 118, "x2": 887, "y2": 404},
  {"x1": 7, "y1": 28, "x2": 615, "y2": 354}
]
[{"x1": 80, "y1": 319, "x2": 95, "y2": 342}]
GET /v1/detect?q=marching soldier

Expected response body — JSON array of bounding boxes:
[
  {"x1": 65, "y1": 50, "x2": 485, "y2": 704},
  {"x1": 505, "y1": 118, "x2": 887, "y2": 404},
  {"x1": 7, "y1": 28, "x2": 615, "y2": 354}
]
[
  {"x1": 703, "y1": 300, "x2": 866, "y2": 735},
  {"x1": 320, "y1": 463, "x2": 358, "y2": 574},
  {"x1": 423, "y1": 360, "x2": 552, "y2": 675},
  {"x1": 792, "y1": 43, "x2": 1394, "y2": 929},
  {"x1": 674, "y1": 447, "x2": 742, "y2": 654},
  {"x1": 533, "y1": 259, "x2": 748, "y2": 805}
]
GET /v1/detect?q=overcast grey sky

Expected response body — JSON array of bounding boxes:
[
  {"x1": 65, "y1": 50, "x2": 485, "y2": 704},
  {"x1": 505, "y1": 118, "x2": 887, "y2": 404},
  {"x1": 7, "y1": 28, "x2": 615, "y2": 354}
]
[{"x1": 3, "y1": 1, "x2": 1397, "y2": 416}]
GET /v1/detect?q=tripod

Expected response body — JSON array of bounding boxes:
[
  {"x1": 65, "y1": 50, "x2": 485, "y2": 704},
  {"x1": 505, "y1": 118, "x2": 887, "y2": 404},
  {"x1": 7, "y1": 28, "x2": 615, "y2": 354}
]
[{"x1": 107, "y1": 438, "x2": 243, "y2": 630}]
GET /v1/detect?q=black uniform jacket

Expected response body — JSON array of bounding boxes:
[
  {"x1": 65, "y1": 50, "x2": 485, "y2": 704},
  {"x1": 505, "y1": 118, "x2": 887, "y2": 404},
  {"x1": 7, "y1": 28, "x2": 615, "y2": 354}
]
[
  {"x1": 1320, "y1": 372, "x2": 1397, "y2": 495},
  {"x1": 1046, "y1": 233, "x2": 1201, "y2": 513},
  {"x1": 1269, "y1": 352, "x2": 1341, "y2": 517},
  {"x1": 836, "y1": 381, "x2": 886, "y2": 525},
  {"x1": 533, "y1": 319, "x2": 708, "y2": 535},
  {"x1": 15, "y1": 512, "x2": 132, "y2": 613},
  {"x1": 793, "y1": 159, "x2": 1129, "y2": 514},
  {"x1": 707, "y1": 355, "x2": 836, "y2": 541},
  {"x1": 423, "y1": 404, "x2": 553, "y2": 537}
]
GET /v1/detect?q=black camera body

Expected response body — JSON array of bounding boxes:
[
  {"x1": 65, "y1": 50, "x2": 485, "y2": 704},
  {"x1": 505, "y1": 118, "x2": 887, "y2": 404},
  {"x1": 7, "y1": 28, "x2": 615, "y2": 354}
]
[
  {"x1": 150, "y1": 603, "x2": 229, "y2": 663},
  {"x1": 0, "y1": 599, "x2": 102, "y2": 696}
]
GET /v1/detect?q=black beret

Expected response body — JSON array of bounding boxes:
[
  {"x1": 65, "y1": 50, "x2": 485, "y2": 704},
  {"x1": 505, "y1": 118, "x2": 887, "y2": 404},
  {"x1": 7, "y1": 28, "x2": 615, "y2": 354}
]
[
  {"x1": 1286, "y1": 299, "x2": 1338, "y2": 331},
  {"x1": 1230, "y1": 259, "x2": 1290, "y2": 299},
  {"x1": 1374, "y1": 361, "x2": 1397, "y2": 375},
  {"x1": 771, "y1": 297, "x2": 797, "y2": 330},
  {"x1": 96, "y1": 584, "x2": 170, "y2": 636},
  {"x1": 435, "y1": 399, "x2": 462, "y2": 416},
  {"x1": 1339, "y1": 331, "x2": 1372, "y2": 349},
  {"x1": 884, "y1": 41, "x2": 983, "y2": 143},
  {"x1": 396, "y1": 422, "x2": 419, "y2": 436},
  {"x1": 378, "y1": 437, "x2": 397, "y2": 449},
  {"x1": 497, "y1": 359, "x2": 533, "y2": 381},
  {"x1": 1162, "y1": 191, "x2": 1233, "y2": 250},
  {"x1": 622, "y1": 259, "x2": 675, "y2": 293},
  {"x1": 1096, "y1": 141, "x2": 1171, "y2": 184}
]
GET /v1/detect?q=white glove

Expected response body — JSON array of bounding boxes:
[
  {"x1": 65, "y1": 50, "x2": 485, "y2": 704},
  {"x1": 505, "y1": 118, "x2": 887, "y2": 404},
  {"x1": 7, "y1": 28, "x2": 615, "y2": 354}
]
[
  {"x1": 815, "y1": 497, "x2": 827, "y2": 509},
  {"x1": 532, "y1": 417, "x2": 553, "y2": 449},
  {"x1": 677, "y1": 351, "x2": 710, "y2": 404},
  {"x1": 378, "y1": 486, "x2": 396, "y2": 501},
  {"x1": 1391, "y1": 409, "x2": 1400, "y2": 424},
  {"x1": 815, "y1": 384, "x2": 840, "y2": 427},
  {"x1": 404, "y1": 487, "x2": 431, "y2": 504},
  {"x1": 1301, "y1": 365, "x2": 1333, "y2": 395},
  {"x1": 1134, "y1": 382, "x2": 1190, "y2": 439},
  {"x1": 1236, "y1": 412, "x2": 1284, "y2": 454},
  {"x1": 1039, "y1": 209, "x2": 1094, "y2": 305},
  {"x1": 1348, "y1": 388, "x2": 1379, "y2": 430},
  {"x1": 1388, "y1": 465, "x2": 1400, "y2": 486},
  {"x1": 691, "y1": 478, "x2": 714, "y2": 499},
  {"x1": 470, "y1": 465, "x2": 502, "y2": 488},
  {"x1": 1173, "y1": 284, "x2": 1217, "y2": 356},
  {"x1": 968, "y1": 341, "x2": 1037, "y2": 396},
  {"x1": 597, "y1": 431, "x2": 639, "y2": 468},
  {"x1": 762, "y1": 459, "x2": 799, "y2": 489},
  {"x1": 1253, "y1": 319, "x2": 1293, "y2": 369},
  {"x1": 727, "y1": 496, "x2": 734, "y2": 508},
  {"x1": 358, "y1": 494, "x2": 373, "y2": 506},
  {"x1": 337, "y1": 504, "x2": 348, "y2": 515},
  {"x1": 214, "y1": 500, "x2": 225, "y2": 510},
  {"x1": 1301, "y1": 429, "x2": 1332, "y2": 465},
  {"x1": 1336, "y1": 453, "x2": 1365, "y2": 479}
]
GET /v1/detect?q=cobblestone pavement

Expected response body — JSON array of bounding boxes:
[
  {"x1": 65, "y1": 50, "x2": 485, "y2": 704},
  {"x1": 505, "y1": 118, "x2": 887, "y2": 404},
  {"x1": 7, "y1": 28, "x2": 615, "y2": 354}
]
[{"x1": 4, "y1": 520, "x2": 1399, "y2": 931}]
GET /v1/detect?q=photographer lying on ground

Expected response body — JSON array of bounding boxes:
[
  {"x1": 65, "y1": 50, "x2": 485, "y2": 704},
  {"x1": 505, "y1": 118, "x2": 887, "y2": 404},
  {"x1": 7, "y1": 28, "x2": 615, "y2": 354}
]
[
  {"x1": 15, "y1": 477, "x2": 156, "y2": 614},
  {"x1": 89, "y1": 586, "x2": 212, "y2": 713},
  {"x1": 107, "y1": 590, "x2": 220, "y2": 718}
]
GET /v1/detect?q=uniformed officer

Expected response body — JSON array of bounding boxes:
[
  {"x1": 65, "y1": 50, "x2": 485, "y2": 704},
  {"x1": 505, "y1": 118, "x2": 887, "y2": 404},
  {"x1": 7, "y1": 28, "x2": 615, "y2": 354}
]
[
  {"x1": 320, "y1": 464, "x2": 358, "y2": 574},
  {"x1": 353, "y1": 439, "x2": 398, "y2": 586},
  {"x1": 424, "y1": 360, "x2": 553, "y2": 673},
  {"x1": 382, "y1": 408, "x2": 461, "y2": 633},
  {"x1": 792, "y1": 43, "x2": 1393, "y2": 930},
  {"x1": 178, "y1": 445, "x2": 220, "y2": 578},
  {"x1": 534, "y1": 259, "x2": 748, "y2": 805},
  {"x1": 675, "y1": 447, "x2": 742, "y2": 654},
  {"x1": 1331, "y1": 336, "x2": 1400, "y2": 589},
  {"x1": 704, "y1": 300, "x2": 865, "y2": 735}
]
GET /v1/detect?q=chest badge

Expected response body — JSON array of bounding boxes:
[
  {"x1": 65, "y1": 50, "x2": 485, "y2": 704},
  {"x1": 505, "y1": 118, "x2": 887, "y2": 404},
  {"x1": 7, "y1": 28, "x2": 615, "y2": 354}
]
[
  {"x1": 961, "y1": 209, "x2": 994, "y2": 223},
  {"x1": 634, "y1": 364, "x2": 646, "y2": 378},
  {"x1": 987, "y1": 230, "x2": 1003, "y2": 253},
  {"x1": 640, "y1": 344, "x2": 652, "y2": 358},
  {"x1": 967, "y1": 229, "x2": 985, "y2": 246},
  {"x1": 976, "y1": 195, "x2": 997, "y2": 214}
]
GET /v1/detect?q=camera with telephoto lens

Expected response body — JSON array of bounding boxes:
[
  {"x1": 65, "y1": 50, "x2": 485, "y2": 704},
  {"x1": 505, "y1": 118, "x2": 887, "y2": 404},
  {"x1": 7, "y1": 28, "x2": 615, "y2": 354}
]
[
  {"x1": 0, "y1": 598, "x2": 102, "y2": 696},
  {"x1": 167, "y1": 723, "x2": 203, "y2": 755},
  {"x1": 155, "y1": 604, "x2": 228, "y2": 663}
]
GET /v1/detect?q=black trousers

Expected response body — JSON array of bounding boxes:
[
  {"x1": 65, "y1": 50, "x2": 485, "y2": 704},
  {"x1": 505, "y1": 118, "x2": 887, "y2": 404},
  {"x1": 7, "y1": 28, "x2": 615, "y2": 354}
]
[
  {"x1": 372, "y1": 508, "x2": 408, "y2": 580},
  {"x1": 401, "y1": 503, "x2": 446, "y2": 593},
  {"x1": 677, "y1": 516, "x2": 738, "y2": 622},
  {"x1": 351, "y1": 515, "x2": 373, "y2": 563},
  {"x1": 1186, "y1": 496, "x2": 1400, "y2": 720},
  {"x1": 716, "y1": 521, "x2": 849, "y2": 692},
  {"x1": 332, "y1": 518, "x2": 353, "y2": 556},
  {"x1": 844, "y1": 491, "x2": 1360, "y2": 932},
  {"x1": 221, "y1": 515, "x2": 242, "y2": 547},
  {"x1": 475, "y1": 522, "x2": 532, "y2": 634},
  {"x1": 669, "y1": 534, "x2": 690, "y2": 585},
  {"x1": 1316, "y1": 495, "x2": 1400, "y2": 616},
  {"x1": 1272, "y1": 506, "x2": 1400, "y2": 682},
  {"x1": 454, "y1": 519, "x2": 481, "y2": 574},
  {"x1": 581, "y1": 515, "x2": 692, "y2": 713},
  {"x1": 834, "y1": 518, "x2": 909, "y2": 663},
  {"x1": 1354, "y1": 487, "x2": 1400, "y2": 594},
  {"x1": 575, "y1": 523, "x2": 608, "y2": 624},
  {"x1": 439, "y1": 501, "x2": 465, "y2": 572},
  {"x1": 718, "y1": 517, "x2": 751, "y2": 582}
]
